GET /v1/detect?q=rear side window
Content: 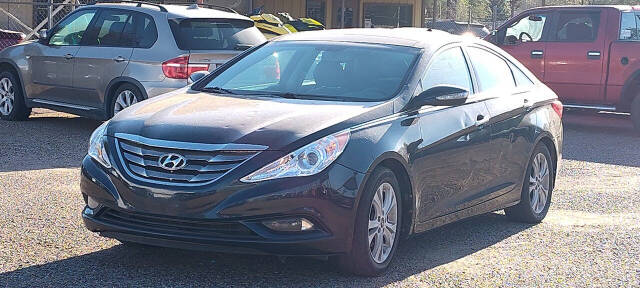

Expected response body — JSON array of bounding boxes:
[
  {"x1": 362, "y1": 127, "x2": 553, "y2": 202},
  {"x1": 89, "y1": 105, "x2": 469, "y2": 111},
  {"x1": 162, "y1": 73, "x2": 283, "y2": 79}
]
[
  {"x1": 466, "y1": 47, "x2": 515, "y2": 92},
  {"x1": 553, "y1": 12, "x2": 600, "y2": 42},
  {"x1": 121, "y1": 12, "x2": 157, "y2": 48},
  {"x1": 620, "y1": 12, "x2": 640, "y2": 40},
  {"x1": 509, "y1": 62, "x2": 535, "y2": 87},
  {"x1": 169, "y1": 19, "x2": 265, "y2": 50}
]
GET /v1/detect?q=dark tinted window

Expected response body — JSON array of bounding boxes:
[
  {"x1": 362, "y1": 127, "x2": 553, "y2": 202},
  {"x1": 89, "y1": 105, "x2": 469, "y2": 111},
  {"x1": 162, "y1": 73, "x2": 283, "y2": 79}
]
[
  {"x1": 620, "y1": 12, "x2": 640, "y2": 40},
  {"x1": 121, "y1": 12, "x2": 157, "y2": 48},
  {"x1": 169, "y1": 19, "x2": 265, "y2": 50},
  {"x1": 422, "y1": 47, "x2": 472, "y2": 92},
  {"x1": 203, "y1": 41, "x2": 419, "y2": 102},
  {"x1": 554, "y1": 12, "x2": 600, "y2": 42},
  {"x1": 86, "y1": 9, "x2": 130, "y2": 46},
  {"x1": 466, "y1": 47, "x2": 515, "y2": 92}
]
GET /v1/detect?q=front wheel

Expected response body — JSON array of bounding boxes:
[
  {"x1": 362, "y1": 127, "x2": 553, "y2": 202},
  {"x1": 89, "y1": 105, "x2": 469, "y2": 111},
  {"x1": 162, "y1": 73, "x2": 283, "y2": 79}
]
[
  {"x1": 334, "y1": 167, "x2": 402, "y2": 276},
  {"x1": 505, "y1": 143, "x2": 554, "y2": 223},
  {"x1": 0, "y1": 71, "x2": 31, "y2": 121}
]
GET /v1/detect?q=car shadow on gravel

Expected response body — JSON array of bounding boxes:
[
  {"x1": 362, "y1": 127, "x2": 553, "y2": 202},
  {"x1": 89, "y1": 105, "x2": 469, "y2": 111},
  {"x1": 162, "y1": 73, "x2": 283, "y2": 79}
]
[
  {"x1": 0, "y1": 116, "x2": 102, "y2": 172},
  {"x1": 562, "y1": 112, "x2": 640, "y2": 167},
  {"x1": 0, "y1": 213, "x2": 533, "y2": 287}
]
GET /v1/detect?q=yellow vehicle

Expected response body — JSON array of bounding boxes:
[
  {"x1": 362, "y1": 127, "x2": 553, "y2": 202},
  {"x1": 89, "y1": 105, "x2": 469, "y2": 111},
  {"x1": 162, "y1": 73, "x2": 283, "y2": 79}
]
[
  {"x1": 249, "y1": 13, "x2": 293, "y2": 39},
  {"x1": 277, "y1": 12, "x2": 325, "y2": 32}
]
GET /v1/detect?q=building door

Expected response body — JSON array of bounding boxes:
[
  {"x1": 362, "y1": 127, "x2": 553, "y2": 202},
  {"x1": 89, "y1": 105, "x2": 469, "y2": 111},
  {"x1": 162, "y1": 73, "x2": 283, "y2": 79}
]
[
  {"x1": 306, "y1": 0, "x2": 327, "y2": 25},
  {"x1": 333, "y1": 0, "x2": 357, "y2": 28},
  {"x1": 363, "y1": 3, "x2": 413, "y2": 28}
]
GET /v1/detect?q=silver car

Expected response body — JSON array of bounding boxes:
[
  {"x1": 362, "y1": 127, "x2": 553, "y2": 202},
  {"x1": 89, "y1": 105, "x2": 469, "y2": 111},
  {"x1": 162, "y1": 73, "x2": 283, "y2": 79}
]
[{"x1": 0, "y1": 2, "x2": 266, "y2": 121}]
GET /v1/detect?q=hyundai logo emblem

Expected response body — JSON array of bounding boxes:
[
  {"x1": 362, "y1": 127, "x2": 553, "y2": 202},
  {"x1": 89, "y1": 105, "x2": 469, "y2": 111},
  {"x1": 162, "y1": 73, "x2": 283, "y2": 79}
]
[{"x1": 158, "y1": 153, "x2": 187, "y2": 171}]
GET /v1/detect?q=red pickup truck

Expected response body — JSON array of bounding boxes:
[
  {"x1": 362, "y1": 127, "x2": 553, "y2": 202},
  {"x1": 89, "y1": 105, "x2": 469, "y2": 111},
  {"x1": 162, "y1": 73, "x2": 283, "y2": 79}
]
[{"x1": 488, "y1": 5, "x2": 640, "y2": 132}]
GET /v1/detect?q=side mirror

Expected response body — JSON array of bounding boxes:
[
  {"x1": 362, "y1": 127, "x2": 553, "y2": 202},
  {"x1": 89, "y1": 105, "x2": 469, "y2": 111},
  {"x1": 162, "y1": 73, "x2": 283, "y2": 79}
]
[
  {"x1": 188, "y1": 70, "x2": 210, "y2": 83},
  {"x1": 37, "y1": 29, "x2": 48, "y2": 42},
  {"x1": 406, "y1": 85, "x2": 469, "y2": 110}
]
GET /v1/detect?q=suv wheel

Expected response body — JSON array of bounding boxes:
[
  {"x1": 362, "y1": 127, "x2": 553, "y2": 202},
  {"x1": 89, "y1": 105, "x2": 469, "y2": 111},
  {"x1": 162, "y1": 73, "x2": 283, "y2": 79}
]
[
  {"x1": 0, "y1": 71, "x2": 31, "y2": 121},
  {"x1": 505, "y1": 143, "x2": 554, "y2": 223},
  {"x1": 631, "y1": 95, "x2": 640, "y2": 134},
  {"x1": 110, "y1": 83, "x2": 143, "y2": 117},
  {"x1": 334, "y1": 167, "x2": 401, "y2": 276}
]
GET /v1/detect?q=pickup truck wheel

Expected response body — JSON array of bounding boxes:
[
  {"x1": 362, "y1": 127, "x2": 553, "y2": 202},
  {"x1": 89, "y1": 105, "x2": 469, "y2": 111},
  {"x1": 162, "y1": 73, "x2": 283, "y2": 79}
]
[
  {"x1": 632, "y1": 96, "x2": 640, "y2": 134},
  {"x1": 0, "y1": 71, "x2": 31, "y2": 121}
]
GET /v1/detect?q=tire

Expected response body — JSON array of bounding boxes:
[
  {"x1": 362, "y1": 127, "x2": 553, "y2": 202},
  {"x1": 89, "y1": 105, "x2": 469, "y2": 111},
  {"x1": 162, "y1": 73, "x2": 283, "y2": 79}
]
[
  {"x1": 505, "y1": 143, "x2": 554, "y2": 223},
  {"x1": 109, "y1": 83, "x2": 143, "y2": 118},
  {"x1": 334, "y1": 167, "x2": 402, "y2": 276},
  {"x1": 631, "y1": 95, "x2": 640, "y2": 134},
  {"x1": 0, "y1": 71, "x2": 31, "y2": 121}
]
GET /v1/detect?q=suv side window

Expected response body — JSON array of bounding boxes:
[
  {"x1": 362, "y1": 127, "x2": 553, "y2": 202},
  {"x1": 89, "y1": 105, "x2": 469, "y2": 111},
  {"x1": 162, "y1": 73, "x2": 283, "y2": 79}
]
[
  {"x1": 503, "y1": 14, "x2": 548, "y2": 45},
  {"x1": 422, "y1": 47, "x2": 472, "y2": 93},
  {"x1": 85, "y1": 9, "x2": 131, "y2": 47},
  {"x1": 466, "y1": 47, "x2": 515, "y2": 93},
  {"x1": 620, "y1": 12, "x2": 640, "y2": 41},
  {"x1": 49, "y1": 9, "x2": 96, "y2": 46},
  {"x1": 121, "y1": 12, "x2": 158, "y2": 48},
  {"x1": 553, "y1": 12, "x2": 600, "y2": 42}
]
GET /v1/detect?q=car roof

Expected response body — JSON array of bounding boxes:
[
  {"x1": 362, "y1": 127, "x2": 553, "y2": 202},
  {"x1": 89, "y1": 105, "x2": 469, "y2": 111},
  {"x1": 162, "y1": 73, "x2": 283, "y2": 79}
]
[
  {"x1": 89, "y1": 3, "x2": 252, "y2": 21},
  {"x1": 272, "y1": 28, "x2": 463, "y2": 49},
  {"x1": 524, "y1": 5, "x2": 640, "y2": 12}
]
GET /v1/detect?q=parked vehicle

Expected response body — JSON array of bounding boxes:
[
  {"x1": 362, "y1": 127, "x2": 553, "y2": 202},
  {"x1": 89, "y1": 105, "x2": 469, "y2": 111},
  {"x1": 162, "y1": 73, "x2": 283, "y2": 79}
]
[
  {"x1": 249, "y1": 13, "x2": 293, "y2": 39},
  {"x1": 80, "y1": 28, "x2": 563, "y2": 275},
  {"x1": 430, "y1": 20, "x2": 490, "y2": 38},
  {"x1": 488, "y1": 5, "x2": 640, "y2": 132},
  {"x1": 0, "y1": 29, "x2": 26, "y2": 51},
  {"x1": 276, "y1": 12, "x2": 325, "y2": 32},
  {"x1": 0, "y1": 1, "x2": 266, "y2": 121}
]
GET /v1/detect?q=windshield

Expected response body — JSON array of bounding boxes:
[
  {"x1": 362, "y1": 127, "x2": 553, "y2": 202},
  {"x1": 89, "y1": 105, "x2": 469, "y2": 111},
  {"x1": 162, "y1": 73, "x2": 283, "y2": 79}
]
[{"x1": 201, "y1": 41, "x2": 420, "y2": 102}]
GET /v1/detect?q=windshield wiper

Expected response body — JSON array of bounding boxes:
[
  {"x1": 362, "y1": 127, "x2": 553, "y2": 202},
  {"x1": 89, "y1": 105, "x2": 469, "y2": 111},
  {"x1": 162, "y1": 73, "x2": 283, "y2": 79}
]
[{"x1": 201, "y1": 87, "x2": 236, "y2": 95}]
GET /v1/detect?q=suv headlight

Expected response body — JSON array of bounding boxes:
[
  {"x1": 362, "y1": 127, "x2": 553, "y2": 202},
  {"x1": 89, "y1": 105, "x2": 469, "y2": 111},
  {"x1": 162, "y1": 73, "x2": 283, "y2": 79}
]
[
  {"x1": 241, "y1": 130, "x2": 350, "y2": 183},
  {"x1": 88, "y1": 121, "x2": 111, "y2": 168}
]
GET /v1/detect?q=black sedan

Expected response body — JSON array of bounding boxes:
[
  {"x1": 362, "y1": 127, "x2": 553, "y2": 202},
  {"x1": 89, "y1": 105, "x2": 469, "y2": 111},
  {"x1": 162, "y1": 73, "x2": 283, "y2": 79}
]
[{"x1": 80, "y1": 28, "x2": 563, "y2": 276}]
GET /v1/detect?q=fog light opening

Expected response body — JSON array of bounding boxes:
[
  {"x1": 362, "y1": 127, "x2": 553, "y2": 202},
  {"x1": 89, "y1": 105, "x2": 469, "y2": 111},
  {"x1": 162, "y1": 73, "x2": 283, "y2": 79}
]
[{"x1": 262, "y1": 218, "x2": 315, "y2": 232}]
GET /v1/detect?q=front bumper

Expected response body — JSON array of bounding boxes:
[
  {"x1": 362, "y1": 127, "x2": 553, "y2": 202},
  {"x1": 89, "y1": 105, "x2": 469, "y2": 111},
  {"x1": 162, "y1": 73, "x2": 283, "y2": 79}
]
[{"x1": 80, "y1": 155, "x2": 366, "y2": 256}]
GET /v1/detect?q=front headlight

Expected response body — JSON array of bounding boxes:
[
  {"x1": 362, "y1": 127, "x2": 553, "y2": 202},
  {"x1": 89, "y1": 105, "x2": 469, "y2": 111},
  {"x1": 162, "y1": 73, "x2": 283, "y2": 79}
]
[
  {"x1": 241, "y1": 130, "x2": 350, "y2": 183},
  {"x1": 88, "y1": 121, "x2": 111, "y2": 168}
]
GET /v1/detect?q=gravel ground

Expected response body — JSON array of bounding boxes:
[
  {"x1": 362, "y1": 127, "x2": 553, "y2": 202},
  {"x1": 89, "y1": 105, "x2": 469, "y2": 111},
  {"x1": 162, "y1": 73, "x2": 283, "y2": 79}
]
[{"x1": 0, "y1": 109, "x2": 639, "y2": 287}]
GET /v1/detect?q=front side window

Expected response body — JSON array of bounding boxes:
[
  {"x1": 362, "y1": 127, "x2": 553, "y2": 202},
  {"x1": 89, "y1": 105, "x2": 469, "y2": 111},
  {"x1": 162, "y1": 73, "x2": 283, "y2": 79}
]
[
  {"x1": 422, "y1": 47, "x2": 472, "y2": 92},
  {"x1": 554, "y1": 12, "x2": 600, "y2": 42},
  {"x1": 86, "y1": 9, "x2": 131, "y2": 46},
  {"x1": 620, "y1": 12, "x2": 640, "y2": 40},
  {"x1": 49, "y1": 9, "x2": 96, "y2": 46},
  {"x1": 504, "y1": 14, "x2": 547, "y2": 45},
  {"x1": 202, "y1": 41, "x2": 420, "y2": 102},
  {"x1": 466, "y1": 47, "x2": 515, "y2": 93}
]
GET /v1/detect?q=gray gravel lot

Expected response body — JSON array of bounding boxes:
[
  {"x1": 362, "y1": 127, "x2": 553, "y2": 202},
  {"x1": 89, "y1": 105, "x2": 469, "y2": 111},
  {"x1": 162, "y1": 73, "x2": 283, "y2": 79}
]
[{"x1": 0, "y1": 109, "x2": 639, "y2": 287}]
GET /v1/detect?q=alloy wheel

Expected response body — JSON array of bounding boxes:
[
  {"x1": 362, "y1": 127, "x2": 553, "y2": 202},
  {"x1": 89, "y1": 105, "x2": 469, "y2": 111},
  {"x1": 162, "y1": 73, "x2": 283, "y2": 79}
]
[
  {"x1": 368, "y1": 182, "x2": 398, "y2": 264},
  {"x1": 0, "y1": 77, "x2": 15, "y2": 116},
  {"x1": 529, "y1": 153, "x2": 550, "y2": 214},
  {"x1": 113, "y1": 90, "x2": 138, "y2": 115}
]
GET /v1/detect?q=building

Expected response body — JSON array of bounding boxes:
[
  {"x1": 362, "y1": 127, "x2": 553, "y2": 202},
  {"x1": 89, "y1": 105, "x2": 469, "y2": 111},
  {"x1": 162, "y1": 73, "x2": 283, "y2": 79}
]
[{"x1": 217, "y1": 0, "x2": 424, "y2": 29}]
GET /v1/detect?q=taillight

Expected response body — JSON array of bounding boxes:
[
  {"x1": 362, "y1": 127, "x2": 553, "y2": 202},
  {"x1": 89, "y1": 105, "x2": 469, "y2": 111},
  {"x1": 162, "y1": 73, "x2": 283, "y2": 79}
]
[
  {"x1": 551, "y1": 100, "x2": 563, "y2": 118},
  {"x1": 162, "y1": 55, "x2": 209, "y2": 79}
]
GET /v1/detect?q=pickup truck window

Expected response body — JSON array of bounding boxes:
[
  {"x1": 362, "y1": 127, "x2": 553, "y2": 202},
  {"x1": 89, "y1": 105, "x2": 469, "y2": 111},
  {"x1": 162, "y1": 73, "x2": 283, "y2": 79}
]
[
  {"x1": 554, "y1": 12, "x2": 600, "y2": 42},
  {"x1": 620, "y1": 12, "x2": 640, "y2": 40},
  {"x1": 505, "y1": 14, "x2": 547, "y2": 44}
]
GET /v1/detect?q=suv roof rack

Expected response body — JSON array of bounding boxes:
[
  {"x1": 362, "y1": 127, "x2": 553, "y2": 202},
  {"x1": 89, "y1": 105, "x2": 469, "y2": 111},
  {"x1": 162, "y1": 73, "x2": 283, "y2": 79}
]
[
  {"x1": 171, "y1": 2, "x2": 238, "y2": 14},
  {"x1": 89, "y1": 0, "x2": 168, "y2": 12}
]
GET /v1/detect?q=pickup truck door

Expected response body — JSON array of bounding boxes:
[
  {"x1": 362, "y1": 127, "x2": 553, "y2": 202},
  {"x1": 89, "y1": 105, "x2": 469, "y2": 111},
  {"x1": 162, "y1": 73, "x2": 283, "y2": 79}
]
[
  {"x1": 496, "y1": 13, "x2": 551, "y2": 81},
  {"x1": 543, "y1": 10, "x2": 606, "y2": 103}
]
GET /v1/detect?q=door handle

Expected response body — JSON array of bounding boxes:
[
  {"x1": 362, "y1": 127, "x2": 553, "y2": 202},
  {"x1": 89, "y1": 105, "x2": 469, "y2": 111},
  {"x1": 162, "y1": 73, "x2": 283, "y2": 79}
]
[
  {"x1": 476, "y1": 114, "x2": 489, "y2": 126},
  {"x1": 531, "y1": 50, "x2": 543, "y2": 59},
  {"x1": 587, "y1": 51, "x2": 601, "y2": 59},
  {"x1": 113, "y1": 56, "x2": 126, "y2": 62},
  {"x1": 64, "y1": 53, "x2": 73, "y2": 60}
]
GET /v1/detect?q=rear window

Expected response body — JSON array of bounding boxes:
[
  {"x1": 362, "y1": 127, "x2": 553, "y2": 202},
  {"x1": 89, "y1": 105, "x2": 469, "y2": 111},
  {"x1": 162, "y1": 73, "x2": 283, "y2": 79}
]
[{"x1": 168, "y1": 18, "x2": 265, "y2": 50}]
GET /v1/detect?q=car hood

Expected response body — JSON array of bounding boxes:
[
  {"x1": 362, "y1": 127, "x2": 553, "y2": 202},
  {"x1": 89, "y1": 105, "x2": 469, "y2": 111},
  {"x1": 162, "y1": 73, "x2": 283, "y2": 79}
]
[{"x1": 107, "y1": 88, "x2": 388, "y2": 151}]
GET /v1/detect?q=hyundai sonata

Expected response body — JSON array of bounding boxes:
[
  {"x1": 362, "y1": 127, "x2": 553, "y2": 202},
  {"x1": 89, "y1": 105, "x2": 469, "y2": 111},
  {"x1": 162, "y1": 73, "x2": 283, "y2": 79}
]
[{"x1": 80, "y1": 28, "x2": 563, "y2": 276}]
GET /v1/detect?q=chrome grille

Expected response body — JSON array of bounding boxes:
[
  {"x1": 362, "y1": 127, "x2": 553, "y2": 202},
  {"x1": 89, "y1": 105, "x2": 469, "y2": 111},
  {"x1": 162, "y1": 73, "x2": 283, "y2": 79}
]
[{"x1": 114, "y1": 133, "x2": 266, "y2": 185}]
